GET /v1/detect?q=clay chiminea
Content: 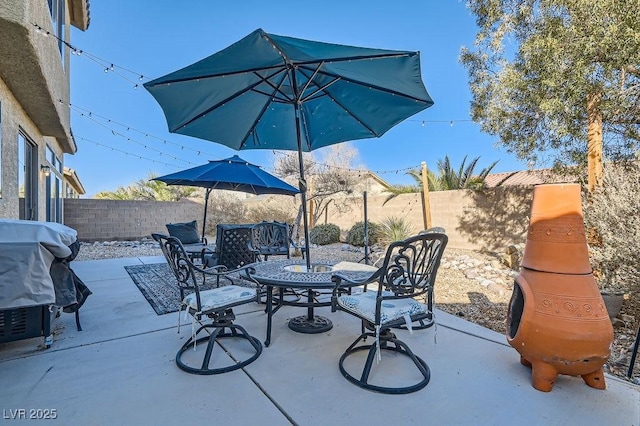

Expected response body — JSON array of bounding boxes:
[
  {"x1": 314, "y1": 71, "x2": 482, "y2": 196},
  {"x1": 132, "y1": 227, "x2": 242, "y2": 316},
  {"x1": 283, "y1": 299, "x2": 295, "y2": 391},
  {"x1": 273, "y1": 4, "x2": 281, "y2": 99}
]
[{"x1": 506, "y1": 183, "x2": 614, "y2": 392}]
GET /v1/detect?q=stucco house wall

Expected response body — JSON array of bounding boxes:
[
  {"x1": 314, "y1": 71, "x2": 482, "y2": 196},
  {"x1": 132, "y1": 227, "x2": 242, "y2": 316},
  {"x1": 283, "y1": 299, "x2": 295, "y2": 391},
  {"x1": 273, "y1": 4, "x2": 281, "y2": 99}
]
[{"x1": 0, "y1": 0, "x2": 89, "y2": 220}]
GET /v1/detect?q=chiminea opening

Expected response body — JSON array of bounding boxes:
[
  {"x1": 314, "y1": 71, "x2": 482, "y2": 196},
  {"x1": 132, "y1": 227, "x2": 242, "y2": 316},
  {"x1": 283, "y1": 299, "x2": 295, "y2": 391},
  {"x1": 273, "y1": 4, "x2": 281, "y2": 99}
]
[{"x1": 508, "y1": 281, "x2": 524, "y2": 339}]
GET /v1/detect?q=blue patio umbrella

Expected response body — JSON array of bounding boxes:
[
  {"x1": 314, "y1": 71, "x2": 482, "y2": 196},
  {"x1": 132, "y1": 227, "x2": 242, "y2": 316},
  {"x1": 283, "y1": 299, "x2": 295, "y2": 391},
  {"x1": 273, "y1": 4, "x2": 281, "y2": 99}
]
[
  {"x1": 153, "y1": 155, "x2": 299, "y2": 238},
  {"x1": 144, "y1": 28, "x2": 434, "y2": 268}
]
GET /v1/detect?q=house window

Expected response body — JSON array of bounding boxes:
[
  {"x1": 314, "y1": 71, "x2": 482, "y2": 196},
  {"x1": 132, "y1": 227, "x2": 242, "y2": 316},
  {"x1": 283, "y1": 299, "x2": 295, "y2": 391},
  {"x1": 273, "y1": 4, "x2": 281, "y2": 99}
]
[
  {"x1": 48, "y1": 0, "x2": 65, "y2": 56},
  {"x1": 18, "y1": 132, "x2": 38, "y2": 220},
  {"x1": 46, "y1": 173, "x2": 63, "y2": 223},
  {"x1": 66, "y1": 185, "x2": 77, "y2": 199},
  {"x1": 45, "y1": 144, "x2": 63, "y2": 223}
]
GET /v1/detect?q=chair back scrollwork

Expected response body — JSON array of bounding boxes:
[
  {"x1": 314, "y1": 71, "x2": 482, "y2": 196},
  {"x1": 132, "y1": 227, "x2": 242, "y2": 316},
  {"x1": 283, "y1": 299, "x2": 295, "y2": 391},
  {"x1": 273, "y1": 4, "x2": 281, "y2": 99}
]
[
  {"x1": 381, "y1": 233, "x2": 447, "y2": 298},
  {"x1": 153, "y1": 233, "x2": 205, "y2": 309},
  {"x1": 249, "y1": 221, "x2": 290, "y2": 260}
]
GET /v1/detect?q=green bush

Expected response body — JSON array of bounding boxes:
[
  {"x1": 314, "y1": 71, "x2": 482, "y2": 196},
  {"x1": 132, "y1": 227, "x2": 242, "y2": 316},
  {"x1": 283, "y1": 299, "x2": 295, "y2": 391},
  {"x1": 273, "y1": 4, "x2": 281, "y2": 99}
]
[
  {"x1": 379, "y1": 216, "x2": 414, "y2": 245},
  {"x1": 346, "y1": 221, "x2": 380, "y2": 246},
  {"x1": 309, "y1": 223, "x2": 341, "y2": 245}
]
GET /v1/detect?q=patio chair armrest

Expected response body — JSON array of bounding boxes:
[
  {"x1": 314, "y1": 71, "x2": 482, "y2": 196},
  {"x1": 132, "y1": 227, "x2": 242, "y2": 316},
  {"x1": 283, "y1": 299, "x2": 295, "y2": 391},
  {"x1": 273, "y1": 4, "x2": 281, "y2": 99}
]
[
  {"x1": 330, "y1": 271, "x2": 380, "y2": 312},
  {"x1": 331, "y1": 269, "x2": 381, "y2": 288},
  {"x1": 192, "y1": 262, "x2": 254, "y2": 287},
  {"x1": 246, "y1": 242, "x2": 264, "y2": 261}
]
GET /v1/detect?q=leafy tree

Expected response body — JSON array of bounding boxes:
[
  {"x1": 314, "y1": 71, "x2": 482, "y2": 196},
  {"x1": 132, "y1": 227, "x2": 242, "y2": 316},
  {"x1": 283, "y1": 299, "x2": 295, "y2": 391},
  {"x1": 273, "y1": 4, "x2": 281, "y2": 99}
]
[
  {"x1": 461, "y1": 0, "x2": 640, "y2": 190},
  {"x1": 383, "y1": 155, "x2": 498, "y2": 204},
  {"x1": 95, "y1": 173, "x2": 199, "y2": 201}
]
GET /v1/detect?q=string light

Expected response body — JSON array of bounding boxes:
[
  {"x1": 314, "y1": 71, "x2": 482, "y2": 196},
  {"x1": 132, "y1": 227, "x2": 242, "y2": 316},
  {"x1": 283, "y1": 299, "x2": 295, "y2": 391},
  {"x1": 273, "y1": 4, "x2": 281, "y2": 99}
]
[
  {"x1": 27, "y1": 20, "x2": 464, "y2": 178},
  {"x1": 33, "y1": 21, "x2": 473, "y2": 129},
  {"x1": 406, "y1": 118, "x2": 474, "y2": 126},
  {"x1": 68, "y1": 101, "x2": 423, "y2": 176},
  {"x1": 32, "y1": 22, "x2": 148, "y2": 86},
  {"x1": 77, "y1": 136, "x2": 178, "y2": 168}
]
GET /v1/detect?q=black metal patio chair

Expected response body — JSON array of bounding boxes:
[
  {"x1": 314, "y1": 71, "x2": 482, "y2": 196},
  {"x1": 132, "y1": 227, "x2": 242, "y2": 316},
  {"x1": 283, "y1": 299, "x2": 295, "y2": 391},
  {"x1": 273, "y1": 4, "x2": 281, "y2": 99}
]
[
  {"x1": 248, "y1": 221, "x2": 291, "y2": 260},
  {"x1": 249, "y1": 221, "x2": 302, "y2": 305},
  {"x1": 165, "y1": 220, "x2": 213, "y2": 262},
  {"x1": 152, "y1": 233, "x2": 262, "y2": 375},
  {"x1": 204, "y1": 224, "x2": 257, "y2": 268},
  {"x1": 331, "y1": 232, "x2": 448, "y2": 394},
  {"x1": 365, "y1": 226, "x2": 447, "y2": 331}
]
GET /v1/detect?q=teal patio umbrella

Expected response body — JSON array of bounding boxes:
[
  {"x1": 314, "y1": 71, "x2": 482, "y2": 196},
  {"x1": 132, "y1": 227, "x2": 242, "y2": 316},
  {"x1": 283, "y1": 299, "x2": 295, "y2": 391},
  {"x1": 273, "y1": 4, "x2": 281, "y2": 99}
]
[
  {"x1": 144, "y1": 28, "x2": 434, "y2": 268},
  {"x1": 153, "y1": 155, "x2": 299, "y2": 239}
]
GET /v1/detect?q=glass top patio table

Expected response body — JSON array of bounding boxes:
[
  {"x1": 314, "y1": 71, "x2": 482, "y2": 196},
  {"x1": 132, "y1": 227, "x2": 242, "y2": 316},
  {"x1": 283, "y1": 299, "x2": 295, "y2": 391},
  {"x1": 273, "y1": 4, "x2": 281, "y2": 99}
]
[{"x1": 246, "y1": 259, "x2": 376, "y2": 347}]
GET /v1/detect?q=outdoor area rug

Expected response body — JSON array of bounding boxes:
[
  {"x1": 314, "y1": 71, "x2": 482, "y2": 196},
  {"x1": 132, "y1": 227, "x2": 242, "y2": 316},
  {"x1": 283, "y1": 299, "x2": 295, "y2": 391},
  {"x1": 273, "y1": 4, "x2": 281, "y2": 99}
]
[
  {"x1": 124, "y1": 263, "x2": 186, "y2": 315},
  {"x1": 124, "y1": 263, "x2": 254, "y2": 315}
]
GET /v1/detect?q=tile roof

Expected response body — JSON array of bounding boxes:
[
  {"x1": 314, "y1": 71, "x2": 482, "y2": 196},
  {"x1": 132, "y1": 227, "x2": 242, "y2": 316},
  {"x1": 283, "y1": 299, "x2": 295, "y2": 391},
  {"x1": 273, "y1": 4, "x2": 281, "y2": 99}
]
[{"x1": 484, "y1": 168, "x2": 577, "y2": 187}]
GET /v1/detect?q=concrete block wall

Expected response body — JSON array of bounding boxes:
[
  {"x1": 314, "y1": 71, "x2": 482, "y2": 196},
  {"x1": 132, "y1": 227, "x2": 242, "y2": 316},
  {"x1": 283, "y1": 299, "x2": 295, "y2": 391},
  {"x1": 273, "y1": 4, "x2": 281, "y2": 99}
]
[
  {"x1": 63, "y1": 198, "x2": 203, "y2": 241},
  {"x1": 62, "y1": 187, "x2": 534, "y2": 251},
  {"x1": 322, "y1": 187, "x2": 533, "y2": 252}
]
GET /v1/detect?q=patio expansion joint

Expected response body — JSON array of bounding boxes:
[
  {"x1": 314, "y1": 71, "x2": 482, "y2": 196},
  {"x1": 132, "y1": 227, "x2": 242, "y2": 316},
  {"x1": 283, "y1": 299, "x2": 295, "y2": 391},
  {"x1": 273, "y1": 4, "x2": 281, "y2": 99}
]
[
  {"x1": 437, "y1": 322, "x2": 510, "y2": 347},
  {"x1": 0, "y1": 325, "x2": 178, "y2": 364},
  {"x1": 238, "y1": 365, "x2": 298, "y2": 426}
]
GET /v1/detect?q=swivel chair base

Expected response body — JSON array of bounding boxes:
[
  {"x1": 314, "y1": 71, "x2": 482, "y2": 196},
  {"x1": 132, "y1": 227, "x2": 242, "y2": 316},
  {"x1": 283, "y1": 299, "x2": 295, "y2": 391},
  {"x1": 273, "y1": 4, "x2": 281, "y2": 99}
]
[
  {"x1": 176, "y1": 321, "x2": 262, "y2": 375},
  {"x1": 338, "y1": 329, "x2": 430, "y2": 394}
]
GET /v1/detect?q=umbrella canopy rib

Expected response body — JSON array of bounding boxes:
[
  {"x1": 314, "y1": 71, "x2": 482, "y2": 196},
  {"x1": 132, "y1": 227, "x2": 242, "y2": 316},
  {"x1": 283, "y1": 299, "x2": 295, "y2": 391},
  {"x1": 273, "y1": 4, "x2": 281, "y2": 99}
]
[
  {"x1": 174, "y1": 68, "x2": 286, "y2": 131},
  {"x1": 299, "y1": 62, "x2": 326, "y2": 101},
  {"x1": 239, "y1": 73, "x2": 291, "y2": 148},
  {"x1": 145, "y1": 54, "x2": 418, "y2": 87},
  {"x1": 251, "y1": 70, "x2": 293, "y2": 103},
  {"x1": 305, "y1": 84, "x2": 379, "y2": 138},
  {"x1": 145, "y1": 64, "x2": 286, "y2": 86},
  {"x1": 297, "y1": 64, "x2": 431, "y2": 104}
]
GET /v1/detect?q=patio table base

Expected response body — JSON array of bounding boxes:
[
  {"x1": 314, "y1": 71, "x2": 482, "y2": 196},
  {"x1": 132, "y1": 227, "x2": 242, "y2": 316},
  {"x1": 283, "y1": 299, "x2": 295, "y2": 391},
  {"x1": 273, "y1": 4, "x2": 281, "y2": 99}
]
[{"x1": 288, "y1": 315, "x2": 333, "y2": 334}]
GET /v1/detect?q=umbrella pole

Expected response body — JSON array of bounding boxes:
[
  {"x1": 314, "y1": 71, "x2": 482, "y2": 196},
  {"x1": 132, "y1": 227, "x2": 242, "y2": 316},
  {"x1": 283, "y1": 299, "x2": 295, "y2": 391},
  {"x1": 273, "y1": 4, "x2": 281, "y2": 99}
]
[
  {"x1": 363, "y1": 191, "x2": 369, "y2": 264},
  {"x1": 296, "y1": 144, "x2": 312, "y2": 271},
  {"x1": 202, "y1": 188, "x2": 212, "y2": 241},
  {"x1": 293, "y1": 104, "x2": 312, "y2": 270}
]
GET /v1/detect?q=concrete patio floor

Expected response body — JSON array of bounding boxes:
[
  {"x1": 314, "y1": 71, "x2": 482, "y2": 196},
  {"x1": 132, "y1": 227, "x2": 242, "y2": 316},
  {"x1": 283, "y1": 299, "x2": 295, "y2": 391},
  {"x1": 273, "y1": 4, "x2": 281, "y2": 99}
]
[{"x1": 1, "y1": 256, "x2": 638, "y2": 425}]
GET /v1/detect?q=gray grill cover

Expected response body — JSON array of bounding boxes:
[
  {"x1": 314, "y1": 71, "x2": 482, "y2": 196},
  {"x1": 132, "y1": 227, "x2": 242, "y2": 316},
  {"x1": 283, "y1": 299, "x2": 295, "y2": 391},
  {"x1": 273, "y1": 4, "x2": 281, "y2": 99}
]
[{"x1": 0, "y1": 220, "x2": 77, "y2": 309}]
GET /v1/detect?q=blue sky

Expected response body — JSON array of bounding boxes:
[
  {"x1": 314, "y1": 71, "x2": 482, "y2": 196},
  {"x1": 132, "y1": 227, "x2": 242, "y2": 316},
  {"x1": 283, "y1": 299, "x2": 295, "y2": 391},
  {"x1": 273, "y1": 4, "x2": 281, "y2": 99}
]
[{"x1": 67, "y1": 0, "x2": 529, "y2": 197}]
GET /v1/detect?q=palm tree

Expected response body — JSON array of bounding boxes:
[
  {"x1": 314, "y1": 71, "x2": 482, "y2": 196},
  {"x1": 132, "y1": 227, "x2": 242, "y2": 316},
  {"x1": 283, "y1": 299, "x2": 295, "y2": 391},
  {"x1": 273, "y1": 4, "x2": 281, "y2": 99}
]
[
  {"x1": 383, "y1": 155, "x2": 499, "y2": 204},
  {"x1": 95, "y1": 173, "x2": 200, "y2": 201},
  {"x1": 436, "y1": 155, "x2": 498, "y2": 190}
]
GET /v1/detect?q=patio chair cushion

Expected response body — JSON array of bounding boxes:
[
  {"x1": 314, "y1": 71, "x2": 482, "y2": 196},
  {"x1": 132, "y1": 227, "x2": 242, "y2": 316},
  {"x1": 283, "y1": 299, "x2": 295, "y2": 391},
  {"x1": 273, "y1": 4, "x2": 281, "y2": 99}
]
[
  {"x1": 337, "y1": 290, "x2": 428, "y2": 325},
  {"x1": 167, "y1": 221, "x2": 201, "y2": 244},
  {"x1": 183, "y1": 285, "x2": 255, "y2": 311}
]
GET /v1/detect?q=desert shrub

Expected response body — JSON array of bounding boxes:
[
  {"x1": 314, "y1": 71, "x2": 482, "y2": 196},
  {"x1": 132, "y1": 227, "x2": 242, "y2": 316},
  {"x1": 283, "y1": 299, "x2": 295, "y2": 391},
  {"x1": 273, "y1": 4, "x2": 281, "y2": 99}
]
[
  {"x1": 246, "y1": 203, "x2": 295, "y2": 224},
  {"x1": 582, "y1": 162, "x2": 640, "y2": 294},
  {"x1": 378, "y1": 216, "x2": 415, "y2": 245},
  {"x1": 205, "y1": 193, "x2": 248, "y2": 234},
  {"x1": 309, "y1": 223, "x2": 341, "y2": 245},
  {"x1": 345, "y1": 221, "x2": 381, "y2": 246}
]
